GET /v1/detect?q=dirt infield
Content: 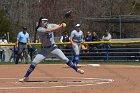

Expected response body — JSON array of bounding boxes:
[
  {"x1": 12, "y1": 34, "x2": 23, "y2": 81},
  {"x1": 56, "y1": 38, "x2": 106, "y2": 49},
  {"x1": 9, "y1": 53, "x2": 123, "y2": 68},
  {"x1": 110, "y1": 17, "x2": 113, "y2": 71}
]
[{"x1": 0, "y1": 64, "x2": 140, "y2": 93}]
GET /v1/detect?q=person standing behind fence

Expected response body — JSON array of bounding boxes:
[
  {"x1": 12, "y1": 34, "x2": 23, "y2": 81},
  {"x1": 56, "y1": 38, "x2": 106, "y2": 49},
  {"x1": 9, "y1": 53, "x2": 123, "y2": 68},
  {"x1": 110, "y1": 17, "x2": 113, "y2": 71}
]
[
  {"x1": 92, "y1": 32, "x2": 100, "y2": 48},
  {"x1": 70, "y1": 24, "x2": 84, "y2": 67},
  {"x1": 102, "y1": 30, "x2": 111, "y2": 41},
  {"x1": 15, "y1": 27, "x2": 30, "y2": 64},
  {"x1": 9, "y1": 46, "x2": 18, "y2": 62},
  {"x1": 100, "y1": 30, "x2": 112, "y2": 48},
  {"x1": 0, "y1": 39, "x2": 8, "y2": 62},
  {"x1": 85, "y1": 31, "x2": 93, "y2": 52},
  {"x1": 59, "y1": 32, "x2": 70, "y2": 49},
  {"x1": 60, "y1": 32, "x2": 70, "y2": 43}
]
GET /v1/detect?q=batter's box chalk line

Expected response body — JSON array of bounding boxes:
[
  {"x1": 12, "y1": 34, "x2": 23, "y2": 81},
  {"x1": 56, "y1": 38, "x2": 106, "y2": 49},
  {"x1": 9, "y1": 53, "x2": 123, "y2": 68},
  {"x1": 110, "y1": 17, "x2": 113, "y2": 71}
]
[{"x1": 0, "y1": 77, "x2": 114, "y2": 90}]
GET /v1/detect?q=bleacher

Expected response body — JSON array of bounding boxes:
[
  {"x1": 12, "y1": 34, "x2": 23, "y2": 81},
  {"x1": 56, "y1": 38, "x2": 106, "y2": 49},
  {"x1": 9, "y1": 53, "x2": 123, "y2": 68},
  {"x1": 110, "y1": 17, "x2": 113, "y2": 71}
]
[
  {"x1": 52, "y1": 38, "x2": 140, "y2": 62},
  {"x1": 84, "y1": 44, "x2": 140, "y2": 62},
  {"x1": 59, "y1": 43, "x2": 140, "y2": 62}
]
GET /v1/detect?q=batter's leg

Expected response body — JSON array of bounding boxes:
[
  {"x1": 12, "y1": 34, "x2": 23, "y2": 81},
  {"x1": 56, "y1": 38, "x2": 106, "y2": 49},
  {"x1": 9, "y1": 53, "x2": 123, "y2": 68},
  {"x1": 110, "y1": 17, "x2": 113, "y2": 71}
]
[
  {"x1": 51, "y1": 48, "x2": 84, "y2": 74},
  {"x1": 19, "y1": 54, "x2": 45, "y2": 82}
]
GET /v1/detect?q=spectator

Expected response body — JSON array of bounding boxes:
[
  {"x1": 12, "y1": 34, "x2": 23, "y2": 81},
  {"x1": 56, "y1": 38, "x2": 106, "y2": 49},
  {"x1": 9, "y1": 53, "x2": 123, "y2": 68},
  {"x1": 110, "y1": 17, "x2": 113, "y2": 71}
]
[
  {"x1": 100, "y1": 30, "x2": 112, "y2": 48},
  {"x1": 101, "y1": 30, "x2": 112, "y2": 61},
  {"x1": 2, "y1": 33, "x2": 7, "y2": 40},
  {"x1": 85, "y1": 31, "x2": 93, "y2": 52},
  {"x1": 102, "y1": 30, "x2": 111, "y2": 41},
  {"x1": 92, "y1": 32, "x2": 100, "y2": 49},
  {"x1": 59, "y1": 32, "x2": 70, "y2": 49},
  {"x1": 9, "y1": 46, "x2": 18, "y2": 62},
  {"x1": 15, "y1": 27, "x2": 30, "y2": 64},
  {"x1": 60, "y1": 32, "x2": 70, "y2": 42},
  {"x1": 0, "y1": 39, "x2": 8, "y2": 62},
  {"x1": 92, "y1": 32, "x2": 100, "y2": 41}
]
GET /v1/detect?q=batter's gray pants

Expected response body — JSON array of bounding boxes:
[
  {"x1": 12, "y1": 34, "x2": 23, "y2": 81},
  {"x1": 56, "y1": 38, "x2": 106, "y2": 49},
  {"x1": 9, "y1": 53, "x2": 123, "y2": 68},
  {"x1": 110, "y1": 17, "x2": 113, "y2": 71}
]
[{"x1": 32, "y1": 48, "x2": 69, "y2": 66}]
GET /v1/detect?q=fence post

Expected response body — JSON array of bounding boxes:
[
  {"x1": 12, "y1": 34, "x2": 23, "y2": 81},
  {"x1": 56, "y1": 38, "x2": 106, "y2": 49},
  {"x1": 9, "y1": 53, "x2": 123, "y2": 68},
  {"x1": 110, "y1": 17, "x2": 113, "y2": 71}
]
[{"x1": 104, "y1": 44, "x2": 109, "y2": 61}]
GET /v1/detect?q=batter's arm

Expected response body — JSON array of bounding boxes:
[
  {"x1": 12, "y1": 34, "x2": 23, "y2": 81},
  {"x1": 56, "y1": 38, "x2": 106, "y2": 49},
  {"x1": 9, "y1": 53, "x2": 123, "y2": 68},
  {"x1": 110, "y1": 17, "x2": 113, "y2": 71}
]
[{"x1": 44, "y1": 24, "x2": 64, "y2": 33}]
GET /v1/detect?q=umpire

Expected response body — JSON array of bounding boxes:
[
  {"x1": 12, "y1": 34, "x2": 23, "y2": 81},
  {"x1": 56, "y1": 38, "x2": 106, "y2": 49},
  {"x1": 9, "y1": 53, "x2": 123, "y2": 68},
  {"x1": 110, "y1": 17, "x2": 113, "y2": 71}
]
[{"x1": 15, "y1": 27, "x2": 30, "y2": 64}]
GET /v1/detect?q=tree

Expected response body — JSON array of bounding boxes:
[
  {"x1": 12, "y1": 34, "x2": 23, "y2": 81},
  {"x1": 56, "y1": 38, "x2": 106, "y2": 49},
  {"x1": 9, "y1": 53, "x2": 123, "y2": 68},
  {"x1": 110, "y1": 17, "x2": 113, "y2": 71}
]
[{"x1": 0, "y1": 9, "x2": 15, "y2": 42}]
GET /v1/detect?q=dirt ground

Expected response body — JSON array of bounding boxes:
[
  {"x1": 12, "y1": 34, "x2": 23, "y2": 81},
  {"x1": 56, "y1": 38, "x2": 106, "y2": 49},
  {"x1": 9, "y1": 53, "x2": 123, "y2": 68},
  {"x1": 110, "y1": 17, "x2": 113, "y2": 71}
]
[{"x1": 0, "y1": 64, "x2": 140, "y2": 93}]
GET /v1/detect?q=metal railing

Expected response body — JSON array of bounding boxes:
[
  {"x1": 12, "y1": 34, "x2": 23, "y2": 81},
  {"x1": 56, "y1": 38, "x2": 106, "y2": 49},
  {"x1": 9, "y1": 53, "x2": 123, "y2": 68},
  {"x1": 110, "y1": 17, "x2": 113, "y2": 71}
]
[{"x1": 0, "y1": 40, "x2": 140, "y2": 62}]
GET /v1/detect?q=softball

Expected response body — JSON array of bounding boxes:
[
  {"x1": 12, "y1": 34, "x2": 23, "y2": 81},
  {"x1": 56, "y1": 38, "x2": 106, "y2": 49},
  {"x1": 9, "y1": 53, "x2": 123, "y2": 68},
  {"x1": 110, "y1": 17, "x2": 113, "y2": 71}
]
[{"x1": 62, "y1": 23, "x2": 67, "y2": 28}]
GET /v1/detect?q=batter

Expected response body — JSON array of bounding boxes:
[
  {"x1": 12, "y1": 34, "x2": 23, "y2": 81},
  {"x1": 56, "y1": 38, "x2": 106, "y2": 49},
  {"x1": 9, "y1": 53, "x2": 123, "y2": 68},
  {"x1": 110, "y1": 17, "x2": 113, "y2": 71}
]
[{"x1": 19, "y1": 17, "x2": 84, "y2": 82}]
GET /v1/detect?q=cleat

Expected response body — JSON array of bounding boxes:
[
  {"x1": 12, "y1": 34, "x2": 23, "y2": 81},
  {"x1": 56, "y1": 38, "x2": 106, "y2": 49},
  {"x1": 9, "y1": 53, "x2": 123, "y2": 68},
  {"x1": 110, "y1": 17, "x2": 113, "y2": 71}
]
[
  {"x1": 19, "y1": 77, "x2": 29, "y2": 82},
  {"x1": 77, "y1": 68, "x2": 84, "y2": 74},
  {"x1": 76, "y1": 64, "x2": 82, "y2": 68}
]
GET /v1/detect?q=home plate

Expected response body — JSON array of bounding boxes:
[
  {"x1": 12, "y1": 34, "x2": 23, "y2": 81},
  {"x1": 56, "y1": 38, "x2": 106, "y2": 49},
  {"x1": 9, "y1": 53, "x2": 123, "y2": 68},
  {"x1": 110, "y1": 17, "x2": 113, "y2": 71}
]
[{"x1": 87, "y1": 64, "x2": 100, "y2": 67}]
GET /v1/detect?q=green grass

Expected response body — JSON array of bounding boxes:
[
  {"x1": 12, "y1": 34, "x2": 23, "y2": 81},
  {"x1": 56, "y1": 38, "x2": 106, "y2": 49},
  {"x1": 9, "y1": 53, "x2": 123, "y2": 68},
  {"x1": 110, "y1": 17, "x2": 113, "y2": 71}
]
[
  {"x1": 80, "y1": 61, "x2": 140, "y2": 65},
  {"x1": 41, "y1": 61, "x2": 140, "y2": 65},
  {"x1": 0, "y1": 62, "x2": 16, "y2": 65},
  {"x1": 0, "y1": 61, "x2": 140, "y2": 65}
]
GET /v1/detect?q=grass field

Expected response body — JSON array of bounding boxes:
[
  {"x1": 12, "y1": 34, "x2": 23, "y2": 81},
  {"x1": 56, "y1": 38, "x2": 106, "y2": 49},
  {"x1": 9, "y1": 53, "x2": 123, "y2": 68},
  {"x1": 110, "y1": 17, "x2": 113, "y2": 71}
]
[{"x1": 1, "y1": 61, "x2": 140, "y2": 65}]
